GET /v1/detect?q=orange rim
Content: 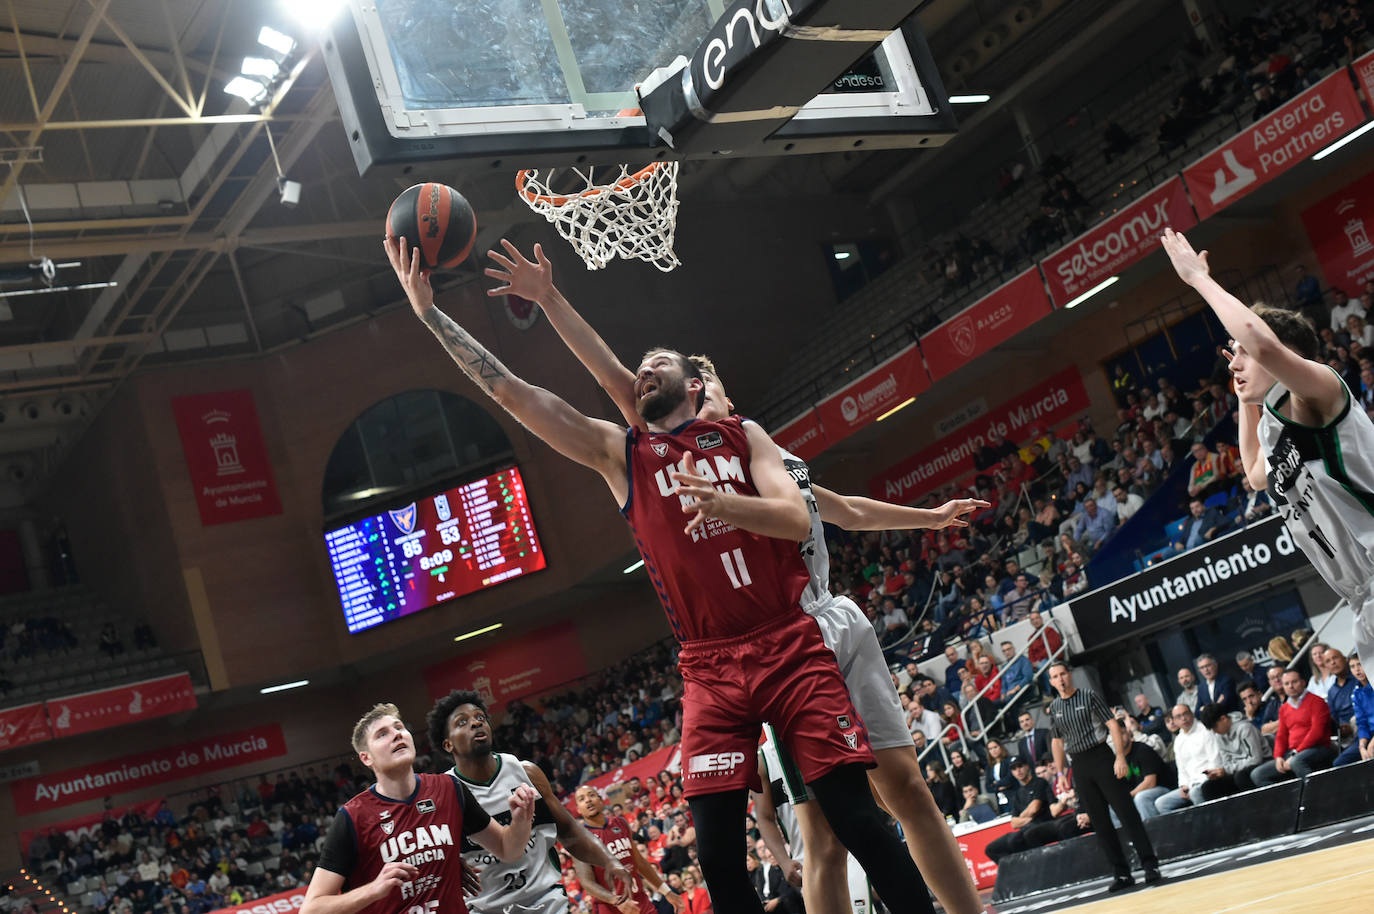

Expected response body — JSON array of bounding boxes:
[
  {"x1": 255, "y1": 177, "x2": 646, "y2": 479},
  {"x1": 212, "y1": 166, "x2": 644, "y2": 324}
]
[{"x1": 516, "y1": 163, "x2": 665, "y2": 207}]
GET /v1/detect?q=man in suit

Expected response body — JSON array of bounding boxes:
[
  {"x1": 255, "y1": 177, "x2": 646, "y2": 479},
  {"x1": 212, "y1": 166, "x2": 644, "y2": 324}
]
[
  {"x1": 1172, "y1": 498, "x2": 1223, "y2": 553},
  {"x1": 1195, "y1": 653, "x2": 1236, "y2": 714},
  {"x1": 751, "y1": 839, "x2": 803, "y2": 914},
  {"x1": 1014, "y1": 710, "x2": 1051, "y2": 767}
]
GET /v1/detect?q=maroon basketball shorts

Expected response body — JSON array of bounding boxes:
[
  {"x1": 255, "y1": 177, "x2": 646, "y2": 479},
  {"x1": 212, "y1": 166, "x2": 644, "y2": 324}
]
[{"x1": 677, "y1": 610, "x2": 875, "y2": 797}]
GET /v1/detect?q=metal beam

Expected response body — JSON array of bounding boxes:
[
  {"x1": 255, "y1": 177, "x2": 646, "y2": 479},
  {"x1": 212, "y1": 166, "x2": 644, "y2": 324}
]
[
  {"x1": 0, "y1": 333, "x2": 153, "y2": 356},
  {"x1": 0, "y1": 112, "x2": 325, "y2": 131},
  {"x1": 0, "y1": 214, "x2": 194, "y2": 234},
  {"x1": 85, "y1": 0, "x2": 196, "y2": 117},
  {"x1": 0, "y1": 219, "x2": 388, "y2": 259},
  {"x1": 0, "y1": 26, "x2": 234, "y2": 82}
]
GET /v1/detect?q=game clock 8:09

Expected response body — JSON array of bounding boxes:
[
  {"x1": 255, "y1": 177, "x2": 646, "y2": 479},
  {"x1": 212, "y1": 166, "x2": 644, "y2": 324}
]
[{"x1": 324, "y1": 467, "x2": 546, "y2": 633}]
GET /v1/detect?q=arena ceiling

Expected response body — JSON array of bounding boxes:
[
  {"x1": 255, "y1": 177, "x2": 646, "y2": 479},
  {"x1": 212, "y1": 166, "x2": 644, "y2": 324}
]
[{"x1": 0, "y1": 0, "x2": 1146, "y2": 502}]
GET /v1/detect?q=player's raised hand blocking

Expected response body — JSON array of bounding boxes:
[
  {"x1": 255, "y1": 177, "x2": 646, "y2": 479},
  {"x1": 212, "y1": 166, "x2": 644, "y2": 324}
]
[
  {"x1": 1161, "y1": 227, "x2": 1211, "y2": 286},
  {"x1": 383, "y1": 235, "x2": 435, "y2": 316},
  {"x1": 485, "y1": 239, "x2": 556, "y2": 302}
]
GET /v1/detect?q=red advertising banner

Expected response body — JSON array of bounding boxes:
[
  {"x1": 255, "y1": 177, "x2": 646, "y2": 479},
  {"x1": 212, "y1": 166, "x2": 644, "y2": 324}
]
[
  {"x1": 172, "y1": 389, "x2": 282, "y2": 526},
  {"x1": 814, "y1": 345, "x2": 931, "y2": 447},
  {"x1": 10, "y1": 723, "x2": 287, "y2": 816},
  {"x1": 565, "y1": 742, "x2": 682, "y2": 811},
  {"x1": 770, "y1": 409, "x2": 829, "y2": 462},
  {"x1": 0, "y1": 702, "x2": 52, "y2": 753},
  {"x1": 1355, "y1": 50, "x2": 1374, "y2": 106},
  {"x1": 1041, "y1": 178, "x2": 1197, "y2": 307},
  {"x1": 1183, "y1": 70, "x2": 1366, "y2": 220},
  {"x1": 955, "y1": 819, "x2": 1014, "y2": 890},
  {"x1": 46, "y1": 673, "x2": 197, "y2": 739},
  {"x1": 869, "y1": 366, "x2": 1091, "y2": 502},
  {"x1": 424, "y1": 621, "x2": 588, "y2": 710},
  {"x1": 18, "y1": 797, "x2": 164, "y2": 856},
  {"x1": 1301, "y1": 168, "x2": 1374, "y2": 296},
  {"x1": 207, "y1": 889, "x2": 307, "y2": 914},
  {"x1": 921, "y1": 268, "x2": 1054, "y2": 380}
]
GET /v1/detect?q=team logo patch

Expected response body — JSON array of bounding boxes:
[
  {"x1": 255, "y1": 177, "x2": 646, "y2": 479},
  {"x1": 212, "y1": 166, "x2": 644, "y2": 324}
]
[
  {"x1": 652, "y1": 442, "x2": 669, "y2": 457},
  {"x1": 843, "y1": 731, "x2": 859, "y2": 750},
  {"x1": 380, "y1": 820, "x2": 395, "y2": 835},
  {"x1": 417, "y1": 798, "x2": 436, "y2": 813},
  {"x1": 389, "y1": 502, "x2": 418, "y2": 535},
  {"x1": 695, "y1": 432, "x2": 723, "y2": 450},
  {"x1": 837, "y1": 715, "x2": 851, "y2": 729},
  {"x1": 950, "y1": 315, "x2": 977, "y2": 358}
]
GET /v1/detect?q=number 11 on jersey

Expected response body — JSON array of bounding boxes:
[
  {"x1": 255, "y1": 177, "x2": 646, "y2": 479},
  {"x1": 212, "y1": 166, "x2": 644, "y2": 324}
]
[{"x1": 721, "y1": 549, "x2": 752, "y2": 589}]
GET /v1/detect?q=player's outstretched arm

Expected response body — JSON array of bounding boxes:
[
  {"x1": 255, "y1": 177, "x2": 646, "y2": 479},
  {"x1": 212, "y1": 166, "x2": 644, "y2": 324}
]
[
  {"x1": 385, "y1": 237, "x2": 627, "y2": 493},
  {"x1": 521, "y1": 763, "x2": 630, "y2": 901},
  {"x1": 1162, "y1": 228, "x2": 1343, "y2": 417},
  {"x1": 671, "y1": 427, "x2": 810, "y2": 540},
  {"x1": 811, "y1": 485, "x2": 989, "y2": 532},
  {"x1": 1236, "y1": 400, "x2": 1269, "y2": 490},
  {"x1": 469, "y1": 783, "x2": 537, "y2": 863},
  {"x1": 626, "y1": 832, "x2": 683, "y2": 909},
  {"x1": 486, "y1": 240, "x2": 642, "y2": 430},
  {"x1": 300, "y1": 862, "x2": 418, "y2": 914},
  {"x1": 574, "y1": 857, "x2": 637, "y2": 914},
  {"x1": 750, "y1": 759, "x2": 802, "y2": 887}
]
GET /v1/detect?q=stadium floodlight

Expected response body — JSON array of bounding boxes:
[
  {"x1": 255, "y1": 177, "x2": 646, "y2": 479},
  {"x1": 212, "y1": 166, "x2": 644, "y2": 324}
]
[
  {"x1": 260, "y1": 679, "x2": 309, "y2": 694},
  {"x1": 240, "y1": 56, "x2": 281, "y2": 79},
  {"x1": 454, "y1": 622, "x2": 503, "y2": 643},
  {"x1": 258, "y1": 26, "x2": 296, "y2": 56},
  {"x1": 623, "y1": 559, "x2": 645, "y2": 574},
  {"x1": 224, "y1": 76, "x2": 269, "y2": 104},
  {"x1": 834, "y1": 251, "x2": 851, "y2": 261},
  {"x1": 1313, "y1": 120, "x2": 1374, "y2": 161},
  {"x1": 949, "y1": 94, "x2": 991, "y2": 104},
  {"x1": 282, "y1": 0, "x2": 347, "y2": 28},
  {"x1": 1063, "y1": 275, "x2": 1119, "y2": 309}
]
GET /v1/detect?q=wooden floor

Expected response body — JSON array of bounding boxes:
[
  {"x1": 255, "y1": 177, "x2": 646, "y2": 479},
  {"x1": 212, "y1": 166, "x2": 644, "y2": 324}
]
[{"x1": 1049, "y1": 838, "x2": 1374, "y2": 912}]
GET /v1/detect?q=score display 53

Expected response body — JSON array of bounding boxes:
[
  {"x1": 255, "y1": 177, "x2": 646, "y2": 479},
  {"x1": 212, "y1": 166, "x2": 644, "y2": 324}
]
[{"x1": 324, "y1": 467, "x2": 547, "y2": 633}]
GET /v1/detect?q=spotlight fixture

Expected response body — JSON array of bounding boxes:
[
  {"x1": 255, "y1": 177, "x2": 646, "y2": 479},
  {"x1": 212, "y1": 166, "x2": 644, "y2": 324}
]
[
  {"x1": 224, "y1": 76, "x2": 269, "y2": 104},
  {"x1": 258, "y1": 26, "x2": 296, "y2": 56}
]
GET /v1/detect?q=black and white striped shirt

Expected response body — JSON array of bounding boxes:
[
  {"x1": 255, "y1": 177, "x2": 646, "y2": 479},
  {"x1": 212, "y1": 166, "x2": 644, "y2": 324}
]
[{"x1": 1048, "y1": 687, "x2": 1114, "y2": 755}]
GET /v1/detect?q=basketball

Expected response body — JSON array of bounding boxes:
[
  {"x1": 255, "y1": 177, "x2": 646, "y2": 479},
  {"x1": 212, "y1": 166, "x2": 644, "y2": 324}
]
[{"x1": 386, "y1": 182, "x2": 477, "y2": 271}]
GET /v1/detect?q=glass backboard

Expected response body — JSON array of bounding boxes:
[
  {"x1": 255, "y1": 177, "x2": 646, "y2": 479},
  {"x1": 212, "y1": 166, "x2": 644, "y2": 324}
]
[{"x1": 323, "y1": 0, "x2": 956, "y2": 173}]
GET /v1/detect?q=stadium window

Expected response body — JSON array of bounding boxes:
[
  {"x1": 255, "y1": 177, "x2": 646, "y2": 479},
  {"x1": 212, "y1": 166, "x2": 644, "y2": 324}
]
[
  {"x1": 321, "y1": 389, "x2": 513, "y2": 519},
  {"x1": 825, "y1": 239, "x2": 895, "y2": 300}
]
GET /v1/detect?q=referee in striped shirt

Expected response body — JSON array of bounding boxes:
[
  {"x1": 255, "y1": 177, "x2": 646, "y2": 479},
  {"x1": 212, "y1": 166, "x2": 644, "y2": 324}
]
[{"x1": 1047, "y1": 661, "x2": 1162, "y2": 892}]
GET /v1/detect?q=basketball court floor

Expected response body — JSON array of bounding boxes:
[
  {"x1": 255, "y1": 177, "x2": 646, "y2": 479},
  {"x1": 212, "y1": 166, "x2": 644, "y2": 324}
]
[{"x1": 983, "y1": 814, "x2": 1374, "y2": 912}]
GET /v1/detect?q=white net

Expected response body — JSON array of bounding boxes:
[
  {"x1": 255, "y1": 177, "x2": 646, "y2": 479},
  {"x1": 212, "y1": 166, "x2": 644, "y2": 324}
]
[{"x1": 516, "y1": 163, "x2": 681, "y2": 272}]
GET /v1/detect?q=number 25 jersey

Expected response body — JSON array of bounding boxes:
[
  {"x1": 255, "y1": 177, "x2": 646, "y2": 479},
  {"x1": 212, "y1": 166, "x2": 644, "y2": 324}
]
[{"x1": 622, "y1": 416, "x2": 809, "y2": 642}]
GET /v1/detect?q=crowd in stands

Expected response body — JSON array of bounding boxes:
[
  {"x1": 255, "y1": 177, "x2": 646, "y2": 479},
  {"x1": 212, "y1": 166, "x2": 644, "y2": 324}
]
[
  {"x1": 1294, "y1": 275, "x2": 1374, "y2": 420},
  {"x1": 20, "y1": 767, "x2": 364, "y2": 914}
]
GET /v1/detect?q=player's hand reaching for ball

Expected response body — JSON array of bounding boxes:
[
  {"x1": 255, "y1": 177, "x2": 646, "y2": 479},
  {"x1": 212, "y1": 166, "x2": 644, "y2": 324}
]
[
  {"x1": 1161, "y1": 227, "x2": 1210, "y2": 287},
  {"x1": 485, "y1": 240, "x2": 555, "y2": 304},
  {"x1": 671, "y1": 450, "x2": 725, "y2": 535},
  {"x1": 931, "y1": 498, "x2": 991, "y2": 529},
  {"x1": 368, "y1": 861, "x2": 418, "y2": 903},
  {"x1": 383, "y1": 235, "x2": 436, "y2": 317}
]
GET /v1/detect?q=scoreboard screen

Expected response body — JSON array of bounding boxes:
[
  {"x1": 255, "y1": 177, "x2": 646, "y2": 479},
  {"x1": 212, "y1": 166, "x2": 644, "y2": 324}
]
[{"x1": 325, "y1": 467, "x2": 547, "y2": 633}]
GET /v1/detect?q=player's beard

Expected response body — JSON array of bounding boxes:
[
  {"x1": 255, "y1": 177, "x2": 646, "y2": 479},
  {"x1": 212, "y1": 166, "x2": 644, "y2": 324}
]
[{"x1": 638, "y1": 375, "x2": 687, "y2": 422}]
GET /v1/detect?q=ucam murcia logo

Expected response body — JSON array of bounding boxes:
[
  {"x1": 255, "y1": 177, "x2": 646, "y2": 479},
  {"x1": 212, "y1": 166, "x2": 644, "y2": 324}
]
[
  {"x1": 950, "y1": 315, "x2": 977, "y2": 357},
  {"x1": 381, "y1": 820, "x2": 395, "y2": 835},
  {"x1": 380, "y1": 823, "x2": 453, "y2": 866},
  {"x1": 389, "y1": 502, "x2": 418, "y2": 535},
  {"x1": 843, "y1": 731, "x2": 859, "y2": 750},
  {"x1": 652, "y1": 442, "x2": 669, "y2": 457}
]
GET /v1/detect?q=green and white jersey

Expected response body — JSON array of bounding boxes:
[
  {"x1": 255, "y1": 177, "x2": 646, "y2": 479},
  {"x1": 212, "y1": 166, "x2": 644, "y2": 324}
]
[
  {"x1": 760, "y1": 725, "x2": 807, "y2": 860},
  {"x1": 777, "y1": 446, "x2": 831, "y2": 611},
  {"x1": 1259, "y1": 374, "x2": 1374, "y2": 602},
  {"x1": 450, "y1": 754, "x2": 563, "y2": 914}
]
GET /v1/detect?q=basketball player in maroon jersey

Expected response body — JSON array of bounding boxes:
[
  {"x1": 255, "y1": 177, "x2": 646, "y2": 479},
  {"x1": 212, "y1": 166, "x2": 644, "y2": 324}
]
[
  {"x1": 481, "y1": 241, "x2": 984, "y2": 914},
  {"x1": 301, "y1": 702, "x2": 537, "y2": 914},
  {"x1": 386, "y1": 235, "x2": 937, "y2": 914},
  {"x1": 573, "y1": 785, "x2": 682, "y2": 914}
]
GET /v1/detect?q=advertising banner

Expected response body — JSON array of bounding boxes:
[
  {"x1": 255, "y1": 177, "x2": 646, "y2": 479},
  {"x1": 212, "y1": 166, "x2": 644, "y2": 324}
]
[
  {"x1": 1041, "y1": 177, "x2": 1197, "y2": 307},
  {"x1": 424, "y1": 621, "x2": 588, "y2": 710},
  {"x1": 1354, "y1": 49, "x2": 1374, "y2": 105},
  {"x1": 869, "y1": 367, "x2": 1090, "y2": 502},
  {"x1": 10, "y1": 724, "x2": 287, "y2": 816},
  {"x1": 206, "y1": 889, "x2": 307, "y2": 914},
  {"x1": 814, "y1": 345, "x2": 930, "y2": 447},
  {"x1": 1300, "y1": 168, "x2": 1374, "y2": 296},
  {"x1": 955, "y1": 819, "x2": 1014, "y2": 890},
  {"x1": 47, "y1": 672, "x2": 197, "y2": 739},
  {"x1": 172, "y1": 389, "x2": 283, "y2": 526},
  {"x1": 1068, "y1": 516, "x2": 1310, "y2": 650},
  {"x1": 1183, "y1": 70, "x2": 1365, "y2": 220},
  {"x1": 566, "y1": 742, "x2": 682, "y2": 811},
  {"x1": 0, "y1": 702, "x2": 52, "y2": 753},
  {"x1": 921, "y1": 268, "x2": 1055, "y2": 380},
  {"x1": 769, "y1": 409, "x2": 829, "y2": 462}
]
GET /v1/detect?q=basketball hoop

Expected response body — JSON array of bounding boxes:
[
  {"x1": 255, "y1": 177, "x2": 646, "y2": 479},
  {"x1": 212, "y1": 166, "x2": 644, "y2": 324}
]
[{"x1": 516, "y1": 162, "x2": 681, "y2": 272}]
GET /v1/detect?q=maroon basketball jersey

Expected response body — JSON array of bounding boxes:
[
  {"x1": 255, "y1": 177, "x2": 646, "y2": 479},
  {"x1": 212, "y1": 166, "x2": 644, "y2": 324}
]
[
  {"x1": 622, "y1": 416, "x2": 809, "y2": 641},
  {"x1": 584, "y1": 815, "x2": 654, "y2": 914},
  {"x1": 338, "y1": 773, "x2": 473, "y2": 914}
]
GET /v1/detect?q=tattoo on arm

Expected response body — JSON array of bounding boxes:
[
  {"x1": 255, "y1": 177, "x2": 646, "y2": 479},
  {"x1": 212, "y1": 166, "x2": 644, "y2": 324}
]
[{"x1": 420, "y1": 307, "x2": 510, "y2": 395}]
